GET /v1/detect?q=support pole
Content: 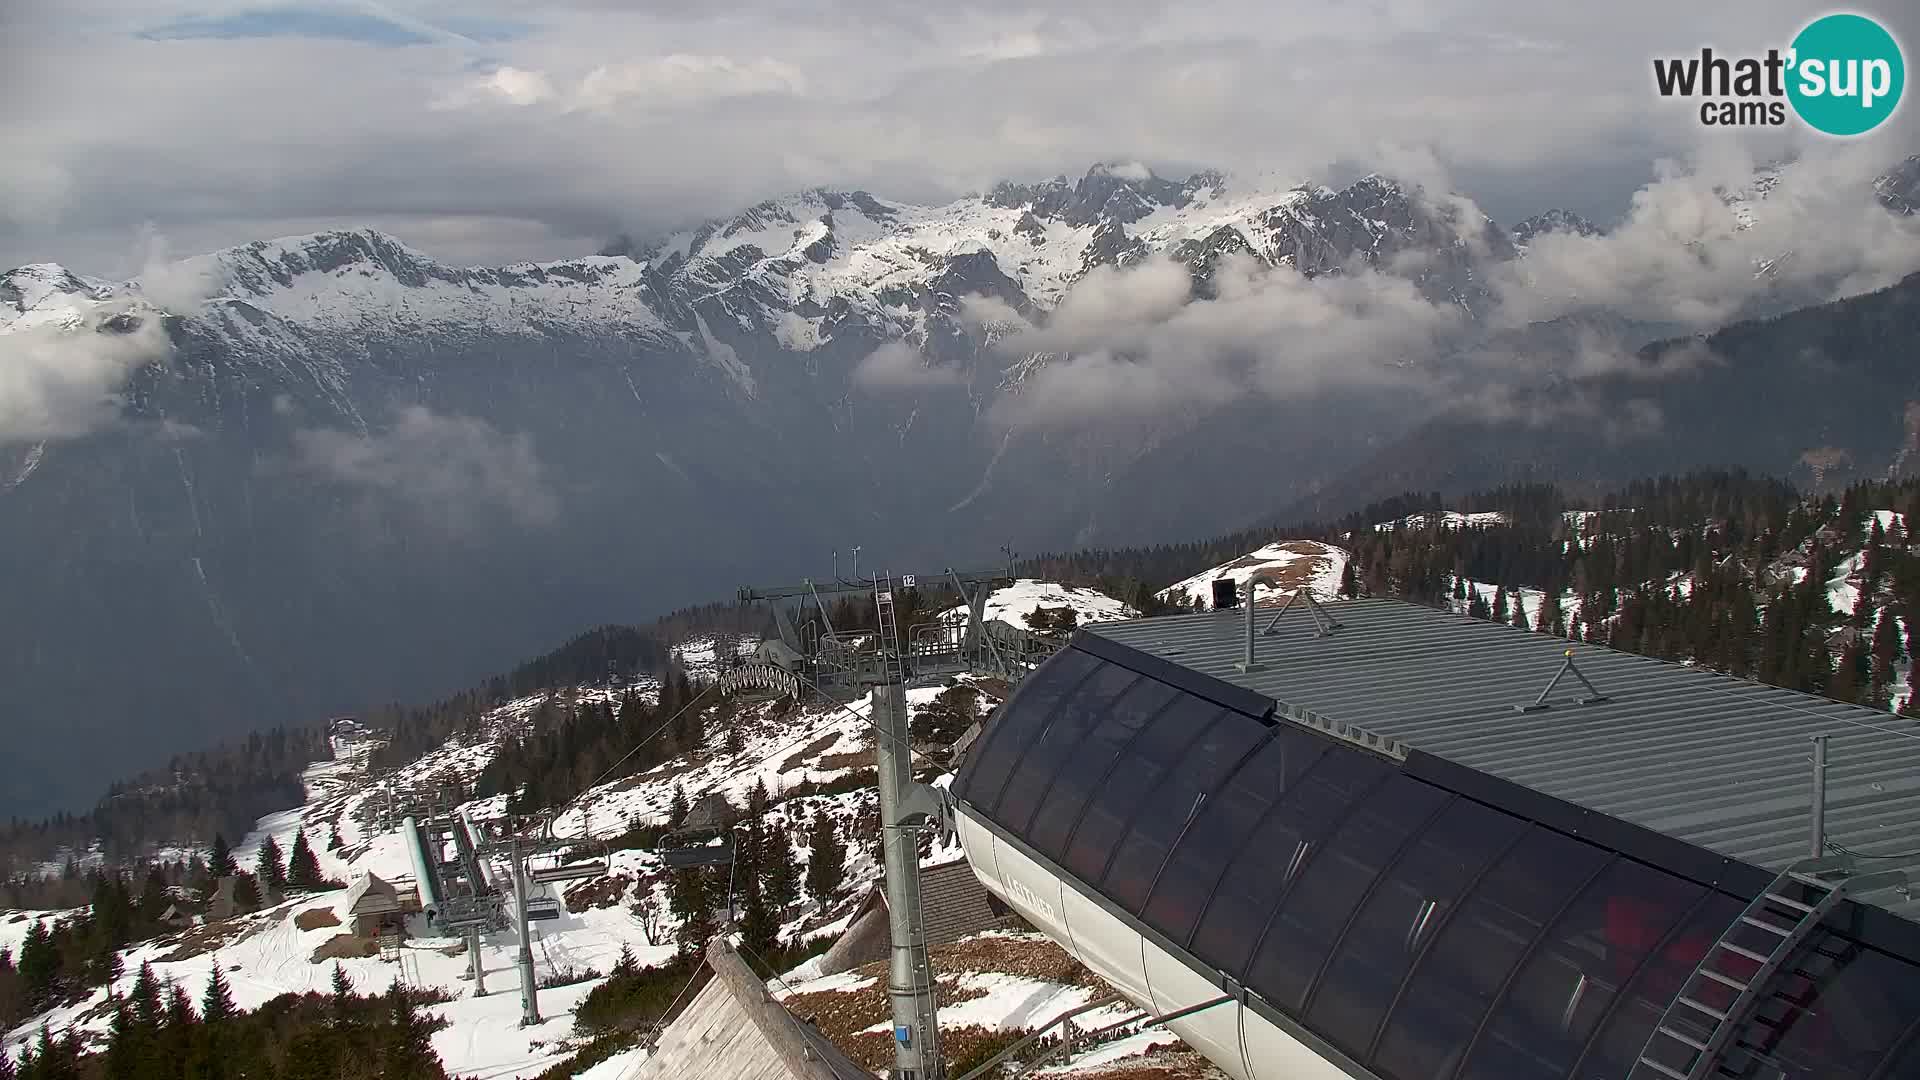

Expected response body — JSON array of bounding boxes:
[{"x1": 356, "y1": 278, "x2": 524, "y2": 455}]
[
  {"x1": 512, "y1": 837, "x2": 541, "y2": 1027},
  {"x1": 1237, "y1": 587, "x2": 1264, "y2": 672},
  {"x1": 874, "y1": 681, "x2": 943, "y2": 1079},
  {"x1": 1810, "y1": 734, "x2": 1829, "y2": 859},
  {"x1": 468, "y1": 928, "x2": 487, "y2": 996}
]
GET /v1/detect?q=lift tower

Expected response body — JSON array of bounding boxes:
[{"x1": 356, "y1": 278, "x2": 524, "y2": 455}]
[{"x1": 739, "y1": 565, "x2": 1025, "y2": 1080}]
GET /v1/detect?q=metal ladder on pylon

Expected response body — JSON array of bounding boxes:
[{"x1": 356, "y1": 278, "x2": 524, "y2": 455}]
[
  {"x1": 1632, "y1": 854, "x2": 1903, "y2": 1080},
  {"x1": 874, "y1": 574, "x2": 904, "y2": 685}
]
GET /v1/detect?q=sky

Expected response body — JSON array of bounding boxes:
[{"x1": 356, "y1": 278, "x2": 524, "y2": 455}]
[{"x1": 0, "y1": 0, "x2": 1916, "y2": 277}]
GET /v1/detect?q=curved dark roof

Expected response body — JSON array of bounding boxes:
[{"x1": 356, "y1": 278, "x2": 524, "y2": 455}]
[{"x1": 952, "y1": 636, "x2": 1920, "y2": 1080}]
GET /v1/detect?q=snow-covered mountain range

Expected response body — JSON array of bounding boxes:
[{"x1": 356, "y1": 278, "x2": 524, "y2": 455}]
[{"x1": 0, "y1": 153, "x2": 1914, "y2": 822}]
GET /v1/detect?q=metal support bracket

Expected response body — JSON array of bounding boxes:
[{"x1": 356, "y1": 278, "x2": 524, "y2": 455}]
[
  {"x1": 1518, "y1": 648, "x2": 1612, "y2": 713},
  {"x1": 896, "y1": 781, "x2": 952, "y2": 837},
  {"x1": 1261, "y1": 589, "x2": 1343, "y2": 638}
]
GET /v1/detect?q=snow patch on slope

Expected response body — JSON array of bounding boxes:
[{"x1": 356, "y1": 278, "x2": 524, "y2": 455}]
[
  {"x1": 939, "y1": 579, "x2": 1137, "y2": 632},
  {"x1": 1159, "y1": 540, "x2": 1350, "y2": 606}
]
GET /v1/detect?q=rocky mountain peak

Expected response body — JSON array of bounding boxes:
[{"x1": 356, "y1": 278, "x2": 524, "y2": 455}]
[
  {"x1": 1512, "y1": 209, "x2": 1603, "y2": 249},
  {"x1": 1879, "y1": 155, "x2": 1920, "y2": 216}
]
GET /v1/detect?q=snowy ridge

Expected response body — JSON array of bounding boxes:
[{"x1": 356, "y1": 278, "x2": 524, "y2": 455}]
[
  {"x1": 938, "y1": 578, "x2": 1139, "y2": 632},
  {"x1": 1158, "y1": 540, "x2": 1351, "y2": 606},
  {"x1": 1, "y1": 162, "x2": 1496, "y2": 365}
]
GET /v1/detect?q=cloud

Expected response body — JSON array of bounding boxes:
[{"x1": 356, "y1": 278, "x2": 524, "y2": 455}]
[
  {"x1": 0, "y1": 309, "x2": 174, "y2": 444},
  {"x1": 853, "y1": 341, "x2": 966, "y2": 390},
  {"x1": 131, "y1": 226, "x2": 221, "y2": 312},
  {"x1": 988, "y1": 252, "x2": 1464, "y2": 429},
  {"x1": 1489, "y1": 143, "x2": 1920, "y2": 330},
  {"x1": 13, "y1": 0, "x2": 1914, "y2": 274},
  {"x1": 285, "y1": 406, "x2": 559, "y2": 532},
  {"x1": 572, "y1": 55, "x2": 808, "y2": 110},
  {"x1": 441, "y1": 66, "x2": 557, "y2": 108}
]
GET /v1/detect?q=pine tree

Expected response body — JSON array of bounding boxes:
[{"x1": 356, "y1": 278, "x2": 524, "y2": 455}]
[
  {"x1": 200, "y1": 963, "x2": 235, "y2": 1024},
  {"x1": 287, "y1": 829, "x2": 324, "y2": 890},
  {"x1": 1452, "y1": 576, "x2": 1467, "y2": 602},
  {"x1": 231, "y1": 872, "x2": 261, "y2": 912},
  {"x1": 668, "y1": 784, "x2": 690, "y2": 829},
  {"x1": 18, "y1": 922, "x2": 55, "y2": 1006},
  {"x1": 380, "y1": 982, "x2": 445, "y2": 1080},
  {"x1": 207, "y1": 834, "x2": 236, "y2": 880},
  {"x1": 131, "y1": 961, "x2": 163, "y2": 1030},
  {"x1": 1338, "y1": 561, "x2": 1359, "y2": 599},
  {"x1": 805, "y1": 811, "x2": 846, "y2": 906},
  {"x1": 765, "y1": 826, "x2": 800, "y2": 914},
  {"x1": 106, "y1": 991, "x2": 142, "y2": 1079},
  {"x1": 327, "y1": 825, "x2": 344, "y2": 852},
  {"x1": 669, "y1": 867, "x2": 717, "y2": 959},
  {"x1": 255, "y1": 835, "x2": 287, "y2": 896},
  {"x1": 165, "y1": 982, "x2": 195, "y2": 1028},
  {"x1": 1511, "y1": 596, "x2": 1531, "y2": 631},
  {"x1": 330, "y1": 962, "x2": 355, "y2": 1023},
  {"x1": 611, "y1": 946, "x2": 637, "y2": 977},
  {"x1": 738, "y1": 880, "x2": 780, "y2": 958},
  {"x1": 1492, "y1": 585, "x2": 1509, "y2": 624},
  {"x1": 1467, "y1": 586, "x2": 1492, "y2": 620}
]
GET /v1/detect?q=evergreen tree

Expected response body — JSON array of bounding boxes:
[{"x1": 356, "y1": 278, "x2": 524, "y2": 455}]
[
  {"x1": 1452, "y1": 576, "x2": 1467, "y2": 602},
  {"x1": 255, "y1": 835, "x2": 286, "y2": 896},
  {"x1": 105, "y1": 992, "x2": 142, "y2": 1079},
  {"x1": 18, "y1": 923, "x2": 55, "y2": 1006},
  {"x1": 1467, "y1": 586, "x2": 1492, "y2": 620},
  {"x1": 327, "y1": 824, "x2": 344, "y2": 852},
  {"x1": 668, "y1": 784, "x2": 690, "y2": 829},
  {"x1": 738, "y1": 880, "x2": 780, "y2": 958},
  {"x1": 165, "y1": 982, "x2": 195, "y2": 1028},
  {"x1": 1338, "y1": 561, "x2": 1359, "y2": 599},
  {"x1": 200, "y1": 963, "x2": 235, "y2": 1025},
  {"x1": 287, "y1": 829, "x2": 324, "y2": 890},
  {"x1": 231, "y1": 872, "x2": 261, "y2": 913},
  {"x1": 131, "y1": 961, "x2": 163, "y2": 1030},
  {"x1": 1492, "y1": 584, "x2": 1509, "y2": 624},
  {"x1": 1511, "y1": 596, "x2": 1531, "y2": 631},
  {"x1": 1831, "y1": 638, "x2": 1870, "y2": 703},
  {"x1": 764, "y1": 826, "x2": 801, "y2": 914},
  {"x1": 611, "y1": 945, "x2": 637, "y2": 977},
  {"x1": 804, "y1": 811, "x2": 846, "y2": 906},
  {"x1": 669, "y1": 867, "x2": 717, "y2": 959},
  {"x1": 380, "y1": 982, "x2": 446, "y2": 1080},
  {"x1": 207, "y1": 834, "x2": 236, "y2": 880},
  {"x1": 330, "y1": 962, "x2": 355, "y2": 1024}
]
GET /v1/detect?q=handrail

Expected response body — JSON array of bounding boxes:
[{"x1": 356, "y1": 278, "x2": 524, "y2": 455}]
[
  {"x1": 950, "y1": 996, "x2": 1122, "y2": 1080},
  {"x1": 1005, "y1": 994, "x2": 1235, "y2": 1079}
]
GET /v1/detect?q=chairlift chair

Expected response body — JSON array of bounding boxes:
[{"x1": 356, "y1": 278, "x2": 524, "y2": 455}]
[
  {"x1": 524, "y1": 896, "x2": 562, "y2": 922},
  {"x1": 528, "y1": 845, "x2": 610, "y2": 884},
  {"x1": 654, "y1": 825, "x2": 736, "y2": 870}
]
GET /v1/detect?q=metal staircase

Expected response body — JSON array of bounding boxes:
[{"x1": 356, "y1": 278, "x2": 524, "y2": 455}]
[{"x1": 1632, "y1": 855, "x2": 1902, "y2": 1080}]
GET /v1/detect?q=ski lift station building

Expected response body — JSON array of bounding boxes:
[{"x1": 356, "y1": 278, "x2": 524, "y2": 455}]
[{"x1": 950, "y1": 598, "x2": 1920, "y2": 1080}]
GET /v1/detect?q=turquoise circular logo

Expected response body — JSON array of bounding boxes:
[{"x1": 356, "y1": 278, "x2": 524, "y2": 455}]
[{"x1": 1787, "y1": 13, "x2": 1905, "y2": 136}]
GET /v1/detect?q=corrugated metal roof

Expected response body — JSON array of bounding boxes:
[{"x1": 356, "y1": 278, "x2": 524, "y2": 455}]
[{"x1": 1086, "y1": 599, "x2": 1920, "y2": 923}]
